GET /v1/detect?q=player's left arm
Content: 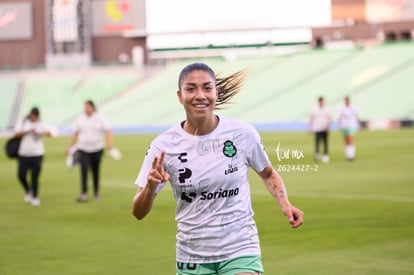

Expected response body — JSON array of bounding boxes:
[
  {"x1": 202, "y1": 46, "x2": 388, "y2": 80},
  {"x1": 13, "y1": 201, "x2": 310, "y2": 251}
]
[
  {"x1": 105, "y1": 129, "x2": 113, "y2": 150},
  {"x1": 326, "y1": 111, "x2": 333, "y2": 131},
  {"x1": 257, "y1": 166, "x2": 304, "y2": 228}
]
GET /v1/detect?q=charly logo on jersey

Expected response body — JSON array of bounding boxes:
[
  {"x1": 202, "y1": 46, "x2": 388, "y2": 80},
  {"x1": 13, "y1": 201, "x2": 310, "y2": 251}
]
[
  {"x1": 178, "y1": 152, "x2": 188, "y2": 162},
  {"x1": 223, "y1": 140, "x2": 237, "y2": 157}
]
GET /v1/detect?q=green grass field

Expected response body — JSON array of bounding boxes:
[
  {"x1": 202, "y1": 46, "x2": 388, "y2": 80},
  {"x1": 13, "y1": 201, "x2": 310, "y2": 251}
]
[{"x1": 1, "y1": 129, "x2": 413, "y2": 274}]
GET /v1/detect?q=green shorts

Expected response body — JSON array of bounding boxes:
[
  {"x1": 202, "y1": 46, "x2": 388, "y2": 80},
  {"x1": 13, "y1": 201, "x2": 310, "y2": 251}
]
[
  {"x1": 342, "y1": 128, "x2": 357, "y2": 136},
  {"x1": 176, "y1": 255, "x2": 263, "y2": 275}
]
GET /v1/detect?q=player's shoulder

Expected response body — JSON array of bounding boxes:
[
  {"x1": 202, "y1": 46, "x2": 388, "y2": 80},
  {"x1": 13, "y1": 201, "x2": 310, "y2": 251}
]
[
  {"x1": 77, "y1": 113, "x2": 86, "y2": 120},
  {"x1": 92, "y1": 112, "x2": 107, "y2": 120},
  {"x1": 218, "y1": 115, "x2": 258, "y2": 134},
  {"x1": 219, "y1": 115, "x2": 246, "y2": 126},
  {"x1": 150, "y1": 122, "x2": 183, "y2": 146},
  {"x1": 311, "y1": 106, "x2": 322, "y2": 114},
  {"x1": 351, "y1": 105, "x2": 358, "y2": 112}
]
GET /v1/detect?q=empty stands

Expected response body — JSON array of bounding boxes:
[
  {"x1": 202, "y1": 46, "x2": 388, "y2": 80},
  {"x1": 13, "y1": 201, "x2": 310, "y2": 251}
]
[{"x1": 1, "y1": 42, "x2": 413, "y2": 132}]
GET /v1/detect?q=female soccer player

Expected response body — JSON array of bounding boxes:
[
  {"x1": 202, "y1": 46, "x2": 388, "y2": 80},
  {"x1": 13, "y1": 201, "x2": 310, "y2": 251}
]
[
  {"x1": 309, "y1": 96, "x2": 332, "y2": 163},
  {"x1": 65, "y1": 100, "x2": 114, "y2": 202},
  {"x1": 338, "y1": 96, "x2": 360, "y2": 161},
  {"x1": 132, "y1": 63, "x2": 304, "y2": 275},
  {"x1": 14, "y1": 107, "x2": 53, "y2": 206}
]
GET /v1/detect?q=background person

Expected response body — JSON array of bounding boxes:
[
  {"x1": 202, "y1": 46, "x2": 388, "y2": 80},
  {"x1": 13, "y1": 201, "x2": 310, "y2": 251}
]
[
  {"x1": 309, "y1": 96, "x2": 332, "y2": 163},
  {"x1": 132, "y1": 62, "x2": 304, "y2": 275},
  {"x1": 338, "y1": 96, "x2": 360, "y2": 161},
  {"x1": 65, "y1": 100, "x2": 113, "y2": 202},
  {"x1": 14, "y1": 107, "x2": 53, "y2": 206}
]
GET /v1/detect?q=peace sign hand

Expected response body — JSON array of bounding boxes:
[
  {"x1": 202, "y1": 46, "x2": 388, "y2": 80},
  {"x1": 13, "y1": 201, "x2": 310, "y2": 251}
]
[{"x1": 147, "y1": 151, "x2": 170, "y2": 188}]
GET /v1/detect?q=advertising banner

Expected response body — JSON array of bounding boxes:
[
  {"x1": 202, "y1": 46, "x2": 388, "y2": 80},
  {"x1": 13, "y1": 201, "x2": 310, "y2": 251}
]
[
  {"x1": 0, "y1": 2, "x2": 33, "y2": 40},
  {"x1": 91, "y1": 0, "x2": 146, "y2": 36},
  {"x1": 366, "y1": 0, "x2": 414, "y2": 22}
]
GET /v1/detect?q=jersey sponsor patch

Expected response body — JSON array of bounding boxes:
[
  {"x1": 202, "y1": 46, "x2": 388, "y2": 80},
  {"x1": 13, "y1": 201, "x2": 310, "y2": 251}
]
[
  {"x1": 180, "y1": 187, "x2": 240, "y2": 203},
  {"x1": 200, "y1": 187, "x2": 239, "y2": 200},
  {"x1": 178, "y1": 167, "x2": 192, "y2": 183}
]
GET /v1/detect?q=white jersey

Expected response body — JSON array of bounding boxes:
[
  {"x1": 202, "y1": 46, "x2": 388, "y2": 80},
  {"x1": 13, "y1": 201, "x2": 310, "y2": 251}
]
[
  {"x1": 14, "y1": 119, "x2": 48, "y2": 157},
  {"x1": 75, "y1": 113, "x2": 109, "y2": 153},
  {"x1": 310, "y1": 106, "x2": 331, "y2": 132},
  {"x1": 135, "y1": 116, "x2": 271, "y2": 263},
  {"x1": 338, "y1": 105, "x2": 359, "y2": 129}
]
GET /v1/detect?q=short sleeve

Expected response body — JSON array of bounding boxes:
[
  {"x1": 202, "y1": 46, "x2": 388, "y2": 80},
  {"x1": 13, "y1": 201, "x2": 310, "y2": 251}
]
[
  {"x1": 74, "y1": 116, "x2": 81, "y2": 133},
  {"x1": 134, "y1": 142, "x2": 166, "y2": 194},
  {"x1": 14, "y1": 120, "x2": 24, "y2": 132},
  {"x1": 246, "y1": 125, "x2": 271, "y2": 173},
  {"x1": 100, "y1": 114, "x2": 110, "y2": 130}
]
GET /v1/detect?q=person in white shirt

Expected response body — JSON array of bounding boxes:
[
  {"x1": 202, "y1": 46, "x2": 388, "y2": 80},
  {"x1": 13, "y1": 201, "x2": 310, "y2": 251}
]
[
  {"x1": 338, "y1": 96, "x2": 360, "y2": 161},
  {"x1": 65, "y1": 100, "x2": 113, "y2": 202},
  {"x1": 131, "y1": 63, "x2": 304, "y2": 275},
  {"x1": 14, "y1": 107, "x2": 52, "y2": 206},
  {"x1": 309, "y1": 96, "x2": 332, "y2": 163}
]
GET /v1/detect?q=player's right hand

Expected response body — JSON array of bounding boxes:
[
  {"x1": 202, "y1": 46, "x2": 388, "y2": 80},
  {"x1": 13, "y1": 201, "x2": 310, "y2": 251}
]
[{"x1": 147, "y1": 151, "x2": 170, "y2": 188}]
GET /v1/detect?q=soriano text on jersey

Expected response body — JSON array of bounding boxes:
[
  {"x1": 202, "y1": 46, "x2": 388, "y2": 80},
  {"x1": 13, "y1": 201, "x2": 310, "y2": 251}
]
[{"x1": 200, "y1": 187, "x2": 240, "y2": 201}]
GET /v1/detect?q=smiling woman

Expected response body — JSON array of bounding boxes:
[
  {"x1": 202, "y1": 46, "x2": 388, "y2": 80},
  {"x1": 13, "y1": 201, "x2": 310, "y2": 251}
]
[
  {"x1": 176, "y1": 63, "x2": 245, "y2": 135},
  {"x1": 131, "y1": 62, "x2": 304, "y2": 275},
  {"x1": 177, "y1": 63, "x2": 245, "y2": 130}
]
